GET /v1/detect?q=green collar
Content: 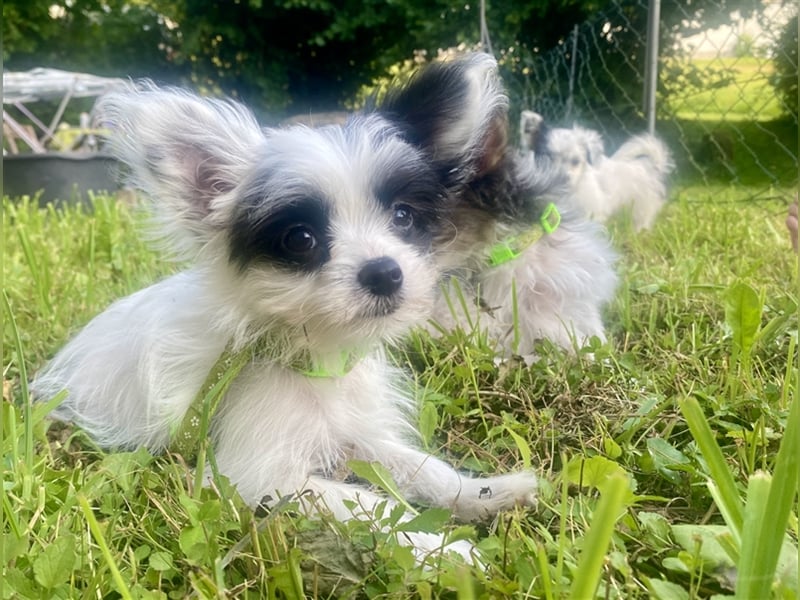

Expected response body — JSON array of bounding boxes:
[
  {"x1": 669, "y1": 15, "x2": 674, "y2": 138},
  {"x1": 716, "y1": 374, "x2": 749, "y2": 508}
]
[
  {"x1": 290, "y1": 349, "x2": 363, "y2": 379},
  {"x1": 487, "y1": 202, "x2": 561, "y2": 267},
  {"x1": 169, "y1": 339, "x2": 362, "y2": 462}
]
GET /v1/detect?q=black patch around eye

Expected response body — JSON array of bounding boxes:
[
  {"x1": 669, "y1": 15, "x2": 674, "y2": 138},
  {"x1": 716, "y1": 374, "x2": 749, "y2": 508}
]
[
  {"x1": 375, "y1": 164, "x2": 443, "y2": 245},
  {"x1": 229, "y1": 197, "x2": 331, "y2": 272}
]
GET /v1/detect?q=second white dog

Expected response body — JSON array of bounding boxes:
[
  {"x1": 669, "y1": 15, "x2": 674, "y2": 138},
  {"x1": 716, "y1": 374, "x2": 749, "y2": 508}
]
[{"x1": 522, "y1": 110, "x2": 673, "y2": 231}]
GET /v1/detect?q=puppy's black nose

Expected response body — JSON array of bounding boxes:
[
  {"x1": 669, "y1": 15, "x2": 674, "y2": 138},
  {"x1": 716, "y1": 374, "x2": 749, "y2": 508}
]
[{"x1": 358, "y1": 257, "x2": 403, "y2": 297}]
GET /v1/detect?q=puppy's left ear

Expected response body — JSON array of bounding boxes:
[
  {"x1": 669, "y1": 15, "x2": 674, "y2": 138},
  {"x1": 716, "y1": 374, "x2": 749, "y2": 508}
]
[{"x1": 378, "y1": 53, "x2": 509, "y2": 186}]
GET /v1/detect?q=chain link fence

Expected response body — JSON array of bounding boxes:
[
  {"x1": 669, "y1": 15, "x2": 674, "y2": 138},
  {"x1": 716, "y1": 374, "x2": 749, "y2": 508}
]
[{"x1": 500, "y1": 0, "x2": 798, "y2": 189}]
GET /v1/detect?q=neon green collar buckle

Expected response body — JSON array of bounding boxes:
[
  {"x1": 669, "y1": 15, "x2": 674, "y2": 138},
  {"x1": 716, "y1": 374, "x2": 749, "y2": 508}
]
[{"x1": 487, "y1": 202, "x2": 560, "y2": 267}]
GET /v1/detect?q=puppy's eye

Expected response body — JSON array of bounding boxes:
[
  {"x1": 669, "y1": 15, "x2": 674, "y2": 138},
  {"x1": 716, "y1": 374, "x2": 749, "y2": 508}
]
[
  {"x1": 281, "y1": 225, "x2": 317, "y2": 255},
  {"x1": 392, "y1": 203, "x2": 415, "y2": 233},
  {"x1": 570, "y1": 157, "x2": 581, "y2": 167}
]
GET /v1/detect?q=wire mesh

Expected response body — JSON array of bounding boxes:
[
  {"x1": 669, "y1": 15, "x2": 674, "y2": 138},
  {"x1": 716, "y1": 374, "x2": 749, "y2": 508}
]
[{"x1": 500, "y1": 0, "x2": 798, "y2": 188}]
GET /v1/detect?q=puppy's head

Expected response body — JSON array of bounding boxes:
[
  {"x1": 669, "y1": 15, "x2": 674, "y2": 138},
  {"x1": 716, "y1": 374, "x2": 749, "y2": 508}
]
[
  {"x1": 97, "y1": 60, "x2": 501, "y2": 350},
  {"x1": 377, "y1": 55, "x2": 565, "y2": 270},
  {"x1": 547, "y1": 125, "x2": 605, "y2": 188}
]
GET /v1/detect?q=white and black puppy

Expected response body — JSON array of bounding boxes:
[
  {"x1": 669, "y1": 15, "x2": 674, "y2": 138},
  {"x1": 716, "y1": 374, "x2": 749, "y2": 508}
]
[
  {"x1": 421, "y1": 80, "x2": 617, "y2": 361},
  {"x1": 32, "y1": 55, "x2": 537, "y2": 562},
  {"x1": 522, "y1": 110, "x2": 673, "y2": 231}
]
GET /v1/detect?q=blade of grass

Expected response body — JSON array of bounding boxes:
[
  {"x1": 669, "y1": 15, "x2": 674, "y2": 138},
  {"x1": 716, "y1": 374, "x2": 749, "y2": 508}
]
[
  {"x1": 503, "y1": 425, "x2": 532, "y2": 470},
  {"x1": 735, "y1": 472, "x2": 773, "y2": 600},
  {"x1": 535, "y1": 542, "x2": 554, "y2": 600},
  {"x1": 15, "y1": 225, "x2": 53, "y2": 317},
  {"x1": 511, "y1": 278, "x2": 520, "y2": 355},
  {"x1": 555, "y1": 452, "x2": 570, "y2": 589},
  {"x1": 2, "y1": 491, "x2": 23, "y2": 539},
  {"x1": 735, "y1": 390, "x2": 799, "y2": 599},
  {"x1": 569, "y1": 473, "x2": 629, "y2": 599},
  {"x1": 3, "y1": 290, "x2": 33, "y2": 483},
  {"x1": 348, "y1": 460, "x2": 418, "y2": 515},
  {"x1": 781, "y1": 332, "x2": 796, "y2": 410},
  {"x1": 77, "y1": 494, "x2": 134, "y2": 600},
  {"x1": 456, "y1": 565, "x2": 476, "y2": 600},
  {"x1": 679, "y1": 397, "x2": 744, "y2": 539}
]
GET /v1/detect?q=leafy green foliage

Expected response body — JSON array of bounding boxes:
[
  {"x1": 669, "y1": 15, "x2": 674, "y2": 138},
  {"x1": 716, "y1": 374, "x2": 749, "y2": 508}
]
[
  {"x1": 771, "y1": 14, "x2": 799, "y2": 119},
  {"x1": 2, "y1": 0, "x2": 778, "y2": 121},
  {"x1": 3, "y1": 188, "x2": 799, "y2": 597},
  {"x1": 2, "y1": 0, "x2": 176, "y2": 80}
]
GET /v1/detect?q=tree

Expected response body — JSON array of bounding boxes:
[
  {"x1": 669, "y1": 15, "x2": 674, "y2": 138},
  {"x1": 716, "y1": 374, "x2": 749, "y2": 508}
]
[
  {"x1": 3, "y1": 0, "x2": 177, "y2": 80},
  {"x1": 771, "y1": 14, "x2": 798, "y2": 118},
  {"x1": 2, "y1": 0, "x2": 607, "y2": 118},
  {"x1": 2, "y1": 0, "x2": 776, "y2": 122}
]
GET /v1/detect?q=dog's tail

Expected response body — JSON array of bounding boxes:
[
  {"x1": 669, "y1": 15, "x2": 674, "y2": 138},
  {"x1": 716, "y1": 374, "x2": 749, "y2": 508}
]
[{"x1": 612, "y1": 134, "x2": 674, "y2": 177}]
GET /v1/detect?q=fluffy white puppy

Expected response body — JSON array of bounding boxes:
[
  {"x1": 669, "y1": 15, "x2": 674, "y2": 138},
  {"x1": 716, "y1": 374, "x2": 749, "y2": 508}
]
[
  {"x1": 426, "y1": 103, "x2": 618, "y2": 361},
  {"x1": 33, "y1": 55, "x2": 539, "y2": 563},
  {"x1": 522, "y1": 110, "x2": 673, "y2": 231}
]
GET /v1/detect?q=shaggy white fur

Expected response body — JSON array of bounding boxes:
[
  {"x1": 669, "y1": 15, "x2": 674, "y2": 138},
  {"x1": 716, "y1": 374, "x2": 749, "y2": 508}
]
[
  {"x1": 33, "y1": 54, "x2": 539, "y2": 564},
  {"x1": 427, "y1": 108, "x2": 618, "y2": 360},
  {"x1": 521, "y1": 111, "x2": 674, "y2": 231}
]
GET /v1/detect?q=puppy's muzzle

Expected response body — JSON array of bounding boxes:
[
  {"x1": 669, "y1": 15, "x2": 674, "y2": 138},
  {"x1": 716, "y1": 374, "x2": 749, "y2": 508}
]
[{"x1": 358, "y1": 257, "x2": 404, "y2": 297}]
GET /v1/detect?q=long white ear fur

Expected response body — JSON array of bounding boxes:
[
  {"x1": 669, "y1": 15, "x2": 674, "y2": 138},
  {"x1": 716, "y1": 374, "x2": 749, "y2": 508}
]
[
  {"x1": 378, "y1": 53, "x2": 509, "y2": 185},
  {"x1": 96, "y1": 83, "x2": 266, "y2": 250}
]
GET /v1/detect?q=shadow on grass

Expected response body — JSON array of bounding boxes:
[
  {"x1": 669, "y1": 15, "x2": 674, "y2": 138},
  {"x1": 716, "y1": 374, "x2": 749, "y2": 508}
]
[{"x1": 659, "y1": 116, "x2": 798, "y2": 188}]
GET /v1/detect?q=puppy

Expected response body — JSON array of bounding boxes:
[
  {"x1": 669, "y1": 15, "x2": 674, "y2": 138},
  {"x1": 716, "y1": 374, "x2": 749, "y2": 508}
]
[
  {"x1": 32, "y1": 56, "x2": 538, "y2": 562},
  {"x1": 420, "y1": 78, "x2": 617, "y2": 361},
  {"x1": 523, "y1": 111, "x2": 673, "y2": 231}
]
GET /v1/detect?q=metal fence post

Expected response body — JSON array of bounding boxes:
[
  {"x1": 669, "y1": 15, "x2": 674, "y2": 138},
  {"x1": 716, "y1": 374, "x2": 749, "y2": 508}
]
[
  {"x1": 643, "y1": 0, "x2": 661, "y2": 134},
  {"x1": 566, "y1": 25, "x2": 579, "y2": 121}
]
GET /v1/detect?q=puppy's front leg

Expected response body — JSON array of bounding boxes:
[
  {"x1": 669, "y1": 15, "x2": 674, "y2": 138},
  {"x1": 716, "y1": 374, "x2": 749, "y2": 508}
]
[{"x1": 360, "y1": 442, "x2": 537, "y2": 522}]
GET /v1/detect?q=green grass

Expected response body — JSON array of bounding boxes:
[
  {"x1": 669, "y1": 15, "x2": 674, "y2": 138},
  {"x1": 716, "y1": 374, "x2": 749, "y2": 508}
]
[
  {"x1": 666, "y1": 57, "x2": 785, "y2": 122},
  {"x1": 3, "y1": 189, "x2": 799, "y2": 598},
  {"x1": 658, "y1": 56, "x2": 798, "y2": 188},
  {"x1": 659, "y1": 118, "x2": 798, "y2": 187}
]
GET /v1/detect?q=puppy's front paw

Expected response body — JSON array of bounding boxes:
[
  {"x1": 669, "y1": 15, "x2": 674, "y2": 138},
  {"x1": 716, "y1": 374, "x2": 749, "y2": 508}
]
[{"x1": 454, "y1": 471, "x2": 538, "y2": 521}]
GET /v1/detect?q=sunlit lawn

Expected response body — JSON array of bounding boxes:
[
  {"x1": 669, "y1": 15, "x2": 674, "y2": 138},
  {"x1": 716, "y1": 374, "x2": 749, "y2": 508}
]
[{"x1": 3, "y1": 189, "x2": 798, "y2": 598}]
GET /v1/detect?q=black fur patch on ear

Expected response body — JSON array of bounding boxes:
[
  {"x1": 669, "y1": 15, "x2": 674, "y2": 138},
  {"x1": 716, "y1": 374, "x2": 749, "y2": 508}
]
[
  {"x1": 376, "y1": 56, "x2": 562, "y2": 230},
  {"x1": 375, "y1": 54, "x2": 511, "y2": 186},
  {"x1": 377, "y1": 59, "x2": 474, "y2": 156},
  {"x1": 530, "y1": 121, "x2": 552, "y2": 157},
  {"x1": 375, "y1": 56, "x2": 512, "y2": 207}
]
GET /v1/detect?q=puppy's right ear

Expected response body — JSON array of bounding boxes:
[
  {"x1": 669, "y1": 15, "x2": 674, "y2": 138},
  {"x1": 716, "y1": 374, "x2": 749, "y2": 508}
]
[
  {"x1": 377, "y1": 53, "x2": 509, "y2": 187},
  {"x1": 97, "y1": 83, "x2": 265, "y2": 248},
  {"x1": 520, "y1": 110, "x2": 545, "y2": 154}
]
